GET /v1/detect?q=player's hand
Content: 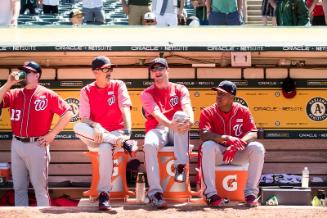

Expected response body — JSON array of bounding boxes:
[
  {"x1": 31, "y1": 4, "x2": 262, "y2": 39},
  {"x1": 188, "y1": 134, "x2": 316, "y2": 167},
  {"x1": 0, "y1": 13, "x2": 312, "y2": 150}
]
[
  {"x1": 122, "y1": 5, "x2": 129, "y2": 14},
  {"x1": 10, "y1": 18, "x2": 18, "y2": 27},
  {"x1": 176, "y1": 119, "x2": 193, "y2": 134},
  {"x1": 178, "y1": 8, "x2": 184, "y2": 17},
  {"x1": 7, "y1": 72, "x2": 20, "y2": 86},
  {"x1": 169, "y1": 119, "x2": 180, "y2": 132},
  {"x1": 222, "y1": 135, "x2": 247, "y2": 151},
  {"x1": 120, "y1": 131, "x2": 130, "y2": 142},
  {"x1": 93, "y1": 123, "x2": 104, "y2": 143},
  {"x1": 223, "y1": 147, "x2": 238, "y2": 164},
  {"x1": 37, "y1": 132, "x2": 55, "y2": 147},
  {"x1": 191, "y1": 0, "x2": 199, "y2": 8}
]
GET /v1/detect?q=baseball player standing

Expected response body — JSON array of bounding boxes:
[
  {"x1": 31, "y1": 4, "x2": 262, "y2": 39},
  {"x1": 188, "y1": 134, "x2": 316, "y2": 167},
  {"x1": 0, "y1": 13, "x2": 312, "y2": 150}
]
[
  {"x1": 199, "y1": 80, "x2": 265, "y2": 207},
  {"x1": 141, "y1": 57, "x2": 194, "y2": 209},
  {"x1": 73, "y1": 56, "x2": 137, "y2": 211},
  {"x1": 0, "y1": 61, "x2": 73, "y2": 206}
]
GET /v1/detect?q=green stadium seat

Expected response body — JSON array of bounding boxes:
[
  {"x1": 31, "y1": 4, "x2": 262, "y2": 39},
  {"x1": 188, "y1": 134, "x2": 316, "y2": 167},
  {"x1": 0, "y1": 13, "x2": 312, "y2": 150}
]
[
  {"x1": 29, "y1": 21, "x2": 54, "y2": 26},
  {"x1": 39, "y1": 14, "x2": 56, "y2": 19}
]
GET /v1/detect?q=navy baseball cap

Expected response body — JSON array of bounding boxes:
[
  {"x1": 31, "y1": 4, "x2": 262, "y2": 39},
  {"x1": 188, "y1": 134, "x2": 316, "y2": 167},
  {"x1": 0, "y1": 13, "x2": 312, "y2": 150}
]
[
  {"x1": 212, "y1": 80, "x2": 237, "y2": 96},
  {"x1": 148, "y1": 58, "x2": 168, "y2": 70},
  {"x1": 19, "y1": 61, "x2": 42, "y2": 74},
  {"x1": 92, "y1": 56, "x2": 114, "y2": 70}
]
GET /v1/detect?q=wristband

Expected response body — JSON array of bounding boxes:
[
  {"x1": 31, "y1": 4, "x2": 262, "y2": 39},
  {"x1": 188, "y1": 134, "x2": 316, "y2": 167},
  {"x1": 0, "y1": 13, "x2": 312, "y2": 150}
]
[{"x1": 123, "y1": 129, "x2": 131, "y2": 136}]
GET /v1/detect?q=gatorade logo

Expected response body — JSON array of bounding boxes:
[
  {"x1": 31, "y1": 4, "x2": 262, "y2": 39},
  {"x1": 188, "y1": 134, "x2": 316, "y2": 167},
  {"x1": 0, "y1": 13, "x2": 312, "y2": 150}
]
[
  {"x1": 166, "y1": 159, "x2": 175, "y2": 177},
  {"x1": 222, "y1": 175, "x2": 237, "y2": 191}
]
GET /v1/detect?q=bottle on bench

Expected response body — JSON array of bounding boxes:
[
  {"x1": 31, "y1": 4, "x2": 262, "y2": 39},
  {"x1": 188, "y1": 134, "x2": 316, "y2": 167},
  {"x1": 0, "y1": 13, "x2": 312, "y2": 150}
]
[{"x1": 302, "y1": 167, "x2": 309, "y2": 188}]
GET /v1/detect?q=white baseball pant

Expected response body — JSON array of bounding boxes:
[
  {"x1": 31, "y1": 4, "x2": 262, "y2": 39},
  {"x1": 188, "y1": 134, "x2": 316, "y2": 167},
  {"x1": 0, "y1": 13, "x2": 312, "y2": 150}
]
[
  {"x1": 11, "y1": 137, "x2": 50, "y2": 206},
  {"x1": 155, "y1": 12, "x2": 178, "y2": 26},
  {"x1": 144, "y1": 111, "x2": 190, "y2": 197},
  {"x1": 73, "y1": 122, "x2": 125, "y2": 193},
  {"x1": 201, "y1": 140, "x2": 265, "y2": 198}
]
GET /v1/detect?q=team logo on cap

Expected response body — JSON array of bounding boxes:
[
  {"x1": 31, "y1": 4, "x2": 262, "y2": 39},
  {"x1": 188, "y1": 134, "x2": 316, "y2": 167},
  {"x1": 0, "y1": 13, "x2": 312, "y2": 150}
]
[
  {"x1": 234, "y1": 97, "x2": 248, "y2": 107},
  {"x1": 66, "y1": 98, "x2": 79, "y2": 122},
  {"x1": 169, "y1": 96, "x2": 179, "y2": 107},
  {"x1": 34, "y1": 96, "x2": 48, "y2": 111},
  {"x1": 306, "y1": 97, "x2": 327, "y2": 121}
]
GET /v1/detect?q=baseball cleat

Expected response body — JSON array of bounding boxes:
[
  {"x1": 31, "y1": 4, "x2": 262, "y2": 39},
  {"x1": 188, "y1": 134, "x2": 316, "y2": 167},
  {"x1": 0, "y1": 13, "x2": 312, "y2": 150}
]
[
  {"x1": 245, "y1": 195, "x2": 259, "y2": 207},
  {"x1": 149, "y1": 192, "x2": 167, "y2": 209},
  {"x1": 98, "y1": 191, "x2": 111, "y2": 211},
  {"x1": 122, "y1": 139, "x2": 138, "y2": 157},
  {"x1": 206, "y1": 194, "x2": 224, "y2": 207},
  {"x1": 174, "y1": 164, "x2": 186, "y2": 183}
]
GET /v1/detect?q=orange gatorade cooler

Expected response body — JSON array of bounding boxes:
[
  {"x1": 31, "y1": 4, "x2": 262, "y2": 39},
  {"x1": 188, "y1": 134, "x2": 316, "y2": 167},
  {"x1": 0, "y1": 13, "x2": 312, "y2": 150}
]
[
  {"x1": 215, "y1": 164, "x2": 248, "y2": 201},
  {"x1": 83, "y1": 148, "x2": 131, "y2": 201},
  {"x1": 0, "y1": 163, "x2": 10, "y2": 181},
  {"x1": 158, "y1": 146, "x2": 192, "y2": 202}
]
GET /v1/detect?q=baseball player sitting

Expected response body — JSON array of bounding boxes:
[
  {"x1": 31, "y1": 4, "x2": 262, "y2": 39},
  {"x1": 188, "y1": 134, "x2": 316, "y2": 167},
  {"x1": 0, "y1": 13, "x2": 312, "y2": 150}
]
[
  {"x1": 140, "y1": 57, "x2": 194, "y2": 209},
  {"x1": 0, "y1": 61, "x2": 73, "y2": 206},
  {"x1": 73, "y1": 56, "x2": 137, "y2": 211},
  {"x1": 199, "y1": 80, "x2": 265, "y2": 207}
]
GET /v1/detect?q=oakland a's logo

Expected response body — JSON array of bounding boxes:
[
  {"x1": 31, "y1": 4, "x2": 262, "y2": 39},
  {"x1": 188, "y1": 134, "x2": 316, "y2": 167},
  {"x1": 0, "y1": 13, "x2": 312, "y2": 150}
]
[
  {"x1": 34, "y1": 96, "x2": 48, "y2": 111},
  {"x1": 107, "y1": 95, "x2": 115, "y2": 106},
  {"x1": 234, "y1": 97, "x2": 248, "y2": 107},
  {"x1": 66, "y1": 98, "x2": 79, "y2": 122},
  {"x1": 169, "y1": 96, "x2": 179, "y2": 107},
  {"x1": 306, "y1": 97, "x2": 327, "y2": 121}
]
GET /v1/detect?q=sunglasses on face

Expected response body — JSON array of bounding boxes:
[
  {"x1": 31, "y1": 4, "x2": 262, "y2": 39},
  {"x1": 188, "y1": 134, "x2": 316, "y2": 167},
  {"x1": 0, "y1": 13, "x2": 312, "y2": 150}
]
[
  {"x1": 145, "y1": 19, "x2": 155, "y2": 23},
  {"x1": 96, "y1": 68, "x2": 113, "y2": 73},
  {"x1": 217, "y1": 91, "x2": 230, "y2": 98},
  {"x1": 150, "y1": 66, "x2": 166, "y2": 72},
  {"x1": 74, "y1": 15, "x2": 84, "y2": 19}
]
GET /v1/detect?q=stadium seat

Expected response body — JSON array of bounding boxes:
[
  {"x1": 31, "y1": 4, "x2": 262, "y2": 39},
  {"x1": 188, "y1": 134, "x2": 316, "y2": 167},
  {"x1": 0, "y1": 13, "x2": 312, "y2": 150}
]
[
  {"x1": 28, "y1": 21, "x2": 54, "y2": 26},
  {"x1": 56, "y1": 21, "x2": 72, "y2": 26},
  {"x1": 39, "y1": 14, "x2": 56, "y2": 19},
  {"x1": 42, "y1": 18, "x2": 61, "y2": 23},
  {"x1": 113, "y1": 21, "x2": 128, "y2": 25}
]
